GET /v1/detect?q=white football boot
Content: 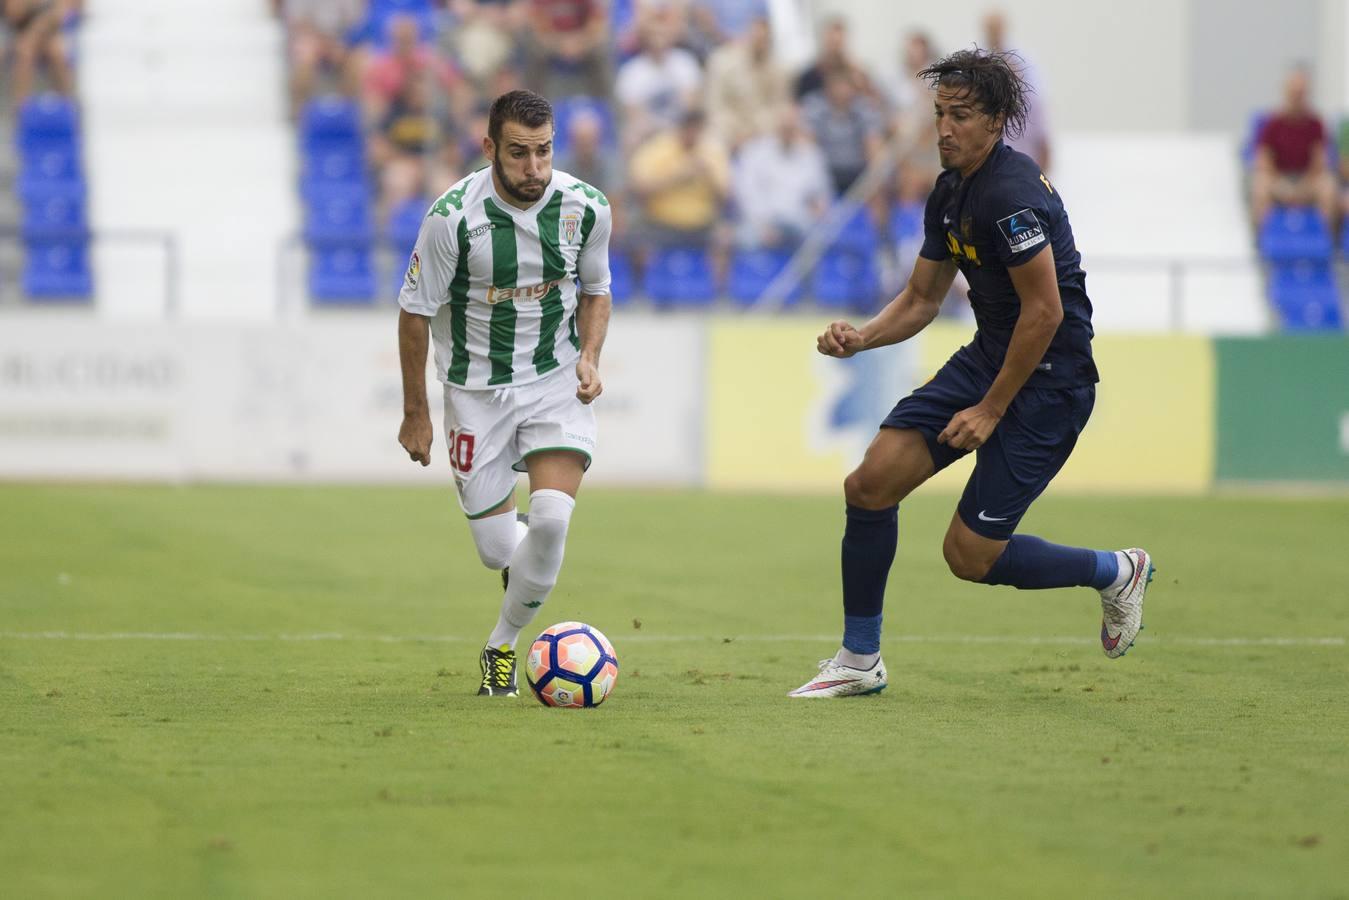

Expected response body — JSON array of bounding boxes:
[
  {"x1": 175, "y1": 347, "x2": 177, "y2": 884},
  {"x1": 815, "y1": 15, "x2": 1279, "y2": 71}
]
[
  {"x1": 788, "y1": 657, "x2": 887, "y2": 698},
  {"x1": 1099, "y1": 548, "x2": 1154, "y2": 659}
]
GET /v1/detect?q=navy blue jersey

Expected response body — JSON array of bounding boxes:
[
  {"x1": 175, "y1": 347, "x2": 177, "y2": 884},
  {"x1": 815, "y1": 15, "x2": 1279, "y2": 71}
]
[{"x1": 919, "y1": 141, "x2": 1098, "y2": 388}]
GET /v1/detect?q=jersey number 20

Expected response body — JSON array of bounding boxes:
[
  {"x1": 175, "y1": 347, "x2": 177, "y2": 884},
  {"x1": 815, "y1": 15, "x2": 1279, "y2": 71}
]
[{"x1": 448, "y1": 430, "x2": 475, "y2": 473}]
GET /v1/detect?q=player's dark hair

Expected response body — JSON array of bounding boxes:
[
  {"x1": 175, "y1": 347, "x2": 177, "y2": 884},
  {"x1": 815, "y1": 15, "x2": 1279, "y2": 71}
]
[
  {"x1": 918, "y1": 48, "x2": 1031, "y2": 140},
  {"x1": 488, "y1": 90, "x2": 553, "y2": 144}
]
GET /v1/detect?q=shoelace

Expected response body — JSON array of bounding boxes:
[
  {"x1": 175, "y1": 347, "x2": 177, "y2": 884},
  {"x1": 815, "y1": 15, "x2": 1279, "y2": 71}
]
[{"x1": 488, "y1": 651, "x2": 514, "y2": 688}]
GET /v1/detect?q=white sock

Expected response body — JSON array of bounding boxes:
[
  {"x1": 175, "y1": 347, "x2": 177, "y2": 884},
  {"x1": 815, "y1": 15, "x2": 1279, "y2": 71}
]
[
  {"x1": 467, "y1": 509, "x2": 524, "y2": 571},
  {"x1": 486, "y1": 489, "x2": 575, "y2": 650},
  {"x1": 1104, "y1": 550, "x2": 1133, "y2": 594},
  {"x1": 834, "y1": 647, "x2": 880, "y2": 670}
]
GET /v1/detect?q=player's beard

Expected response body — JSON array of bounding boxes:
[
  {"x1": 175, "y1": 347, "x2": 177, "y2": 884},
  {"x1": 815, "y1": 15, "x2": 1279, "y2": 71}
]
[{"x1": 493, "y1": 154, "x2": 548, "y2": 204}]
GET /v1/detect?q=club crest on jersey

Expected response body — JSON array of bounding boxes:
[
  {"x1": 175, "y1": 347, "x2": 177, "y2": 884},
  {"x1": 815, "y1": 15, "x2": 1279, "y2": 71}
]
[
  {"x1": 405, "y1": 250, "x2": 420, "y2": 288},
  {"x1": 485, "y1": 279, "x2": 561, "y2": 305},
  {"x1": 996, "y1": 209, "x2": 1046, "y2": 253},
  {"x1": 561, "y1": 213, "x2": 581, "y2": 244}
]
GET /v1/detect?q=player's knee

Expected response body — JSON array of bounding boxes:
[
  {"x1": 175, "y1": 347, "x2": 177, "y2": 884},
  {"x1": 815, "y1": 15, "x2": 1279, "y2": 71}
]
[
  {"x1": 525, "y1": 490, "x2": 574, "y2": 566},
  {"x1": 468, "y1": 513, "x2": 518, "y2": 570},
  {"x1": 844, "y1": 469, "x2": 892, "y2": 510},
  {"x1": 943, "y1": 534, "x2": 991, "y2": 582},
  {"x1": 472, "y1": 532, "x2": 515, "y2": 570}
]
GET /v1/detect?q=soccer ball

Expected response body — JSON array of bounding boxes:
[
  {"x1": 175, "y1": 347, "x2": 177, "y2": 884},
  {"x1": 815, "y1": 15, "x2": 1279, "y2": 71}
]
[{"x1": 525, "y1": 622, "x2": 619, "y2": 708}]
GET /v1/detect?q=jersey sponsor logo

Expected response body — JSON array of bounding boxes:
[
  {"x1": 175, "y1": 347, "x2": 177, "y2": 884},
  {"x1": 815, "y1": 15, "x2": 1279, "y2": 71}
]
[
  {"x1": 405, "y1": 250, "x2": 420, "y2": 288},
  {"x1": 561, "y1": 213, "x2": 581, "y2": 244},
  {"x1": 946, "y1": 232, "x2": 981, "y2": 265},
  {"x1": 996, "y1": 209, "x2": 1047, "y2": 253},
  {"x1": 466, "y1": 223, "x2": 495, "y2": 240},
  {"x1": 485, "y1": 279, "x2": 561, "y2": 305}
]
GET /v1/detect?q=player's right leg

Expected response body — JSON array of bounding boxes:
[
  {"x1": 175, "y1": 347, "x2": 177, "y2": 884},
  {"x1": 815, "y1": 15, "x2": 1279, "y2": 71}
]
[{"x1": 788, "y1": 427, "x2": 933, "y2": 698}]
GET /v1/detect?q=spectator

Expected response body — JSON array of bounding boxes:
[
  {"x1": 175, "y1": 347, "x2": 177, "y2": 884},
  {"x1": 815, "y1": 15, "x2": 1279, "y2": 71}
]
[
  {"x1": 369, "y1": 78, "x2": 446, "y2": 220},
  {"x1": 281, "y1": 0, "x2": 366, "y2": 116},
  {"x1": 4, "y1": 0, "x2": 74, "y2": 103},
  {"x1": 363, "y1": 13, "x2": 460, "y2": 123},
  {"x1": 732, "y1": 105, "x2": 831, "y2": 249},
  {"x1": 982, "y1": 9, "x2": 1051, "y2": 171},
  {"x1": 801, "y1": 69, "x2": 885, "y2": 195},
  {"x1": 886, "y1": 30, "x2": 941, "y2": 207},
  {"x1": 1250, "y1": 66, "x2": 1338, "y2": 227},
  {"x1": 628, "y1": 107, "x2": 730, "y2": 253},
  {"x1": 794, "y1": 15, "x2": 870, "y2": 101},
  {"x1": 615, "y1": 15, "x2": 703, "y2": 149},
  {"x1": 522, "y1": 0, "x2": 611, "y2": 99},
  {"x1": 703, "y1": 15, "x2": 790, "y2": 150},
  {"x1": 446, "y1": 0, "x2": 521, "y2": 89},
  {"x1": 557, "y1": 107, "x2": 627, "y2": 242}
]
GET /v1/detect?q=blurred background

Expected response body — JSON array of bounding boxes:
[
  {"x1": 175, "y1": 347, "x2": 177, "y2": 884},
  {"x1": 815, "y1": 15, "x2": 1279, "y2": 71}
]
[{"x1": 0, "y1": 0, "x2": 1346, "y2": 491}]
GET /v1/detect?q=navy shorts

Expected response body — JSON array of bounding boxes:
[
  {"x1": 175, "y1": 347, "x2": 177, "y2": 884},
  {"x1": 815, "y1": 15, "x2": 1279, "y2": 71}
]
[{"x1": 882, "y1": 350, "x2": 1095, "y2": 540}]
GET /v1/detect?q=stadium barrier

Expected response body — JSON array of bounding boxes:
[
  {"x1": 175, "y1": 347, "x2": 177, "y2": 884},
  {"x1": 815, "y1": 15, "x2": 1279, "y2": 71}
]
[{"x1": 0, "y1": 316, "x2": 1343, "y2": 489}]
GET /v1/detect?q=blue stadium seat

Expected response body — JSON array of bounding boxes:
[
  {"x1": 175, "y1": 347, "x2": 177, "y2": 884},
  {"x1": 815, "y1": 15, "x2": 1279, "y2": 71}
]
[
  {"x1": 727, "y1": 248, "x2": 801, "y2": 307},
  {"x1": 1269, "y1": 262, "x2": 1343, "y2": 331},
  {"x1": 552, "y1": 96, "x2": 618, "y2": 158},
  {"x1": 1258, "y1": 206, "x2": 1333, "y2": 262},
  {"x1": 644, "y1": 247, "x2": 716, "y2": 308},
  {"x1": 23, "y1": 239, "x2": 92, "y2": 299},
  {"x1": 828, "y1": 206, "x2": 879, "y2": 253},
  {"x1": 386, "y1": 195, "x2": 429, "y2": 254},
  {"x1": 607, "y1": 249, "x2": 634, "y2": 304},
  {"x1": 21, "y1": 187, "x2": 87, "y2": 240},
  {"x1": 16, "y1": 93, "x2": 78, "y2": 147},
  {"x1": 890, "y1": 202, "x2": 924, "y2": 241},
  {"x1": 303, "y1": 142, "x2": 365, "y2": 186},
  {"x1": 19, "y1": 140, "x2": 81, "y2": 181},
  {"x1": 304, "y1": 185, "x2": 374, "y2": 246},
  {"x1": 310, "y1": 247, "x2": 377, "y2": 303},
  {"x1": 813, "y1": 249, "x2": 879, "y2": 310},
  {"x1": 300, "y1": 96, "x2": 362, "y2": 144}
]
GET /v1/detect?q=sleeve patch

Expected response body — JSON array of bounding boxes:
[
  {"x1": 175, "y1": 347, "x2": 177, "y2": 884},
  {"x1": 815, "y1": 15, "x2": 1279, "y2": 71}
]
[
  {"x1": 996, "y1": 209, "x2": 1046, "y2": 253},
  {"x1": 405, "y1": 250, "x2": 420, "y2": 288}
]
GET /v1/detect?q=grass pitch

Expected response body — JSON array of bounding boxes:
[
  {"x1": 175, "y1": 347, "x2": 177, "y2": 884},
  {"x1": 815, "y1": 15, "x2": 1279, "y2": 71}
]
[{"x1": 2, "y1": 484, "x2": 1346, "y2": 898}]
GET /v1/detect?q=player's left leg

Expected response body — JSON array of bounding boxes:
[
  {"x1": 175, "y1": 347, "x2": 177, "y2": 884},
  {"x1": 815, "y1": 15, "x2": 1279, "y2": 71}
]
[{"x1": 944, "y1": 384, "x2": 1155, "y2": 658}]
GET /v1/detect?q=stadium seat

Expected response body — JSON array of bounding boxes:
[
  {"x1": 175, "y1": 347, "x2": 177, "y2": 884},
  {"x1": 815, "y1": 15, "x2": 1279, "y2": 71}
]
[
  {"x1": 20, "y1": 188, "x2": 88, "y2": 240},
  {"x1": 813, "y1": 249, "x2": 879, "y2": 310},
  {"x1": 304, "y1": 185, "x2": 374, "y2": 246},
  {"x1": 552, "y1": 96, "x2": 618, "y2": 158},
  {"x1": 890, "y1": 202, "x2": 925, "y2": 241},
  {"x1": 300, "y1": 96, "x2": 362, "y2": 145},
  {"x1": 727, "y1": 248, "x2": 801, "y2": 307},
  {"x1": 1258, "y1": 206, "x2": 1333, "y2": 262},
  {"x1": 607, "y1": 249, "x2": 634, "y2": 304},
  {"x1": 19, "y1": 140, "x2": 82, "y2": 182},
  {"x1": 310, "y1": 247, "x2": 377, "y2": 303},
  {"x1": 828, "y1": 206, "x2": 879, "y2": 253},
  {"x1": 386, "y1": 196, "x2": 429, "y2": 255},
  {"x1": 16, "y1": 93, "x2": 78, "y2": 147},
  {"x1": 644, "y1": 247, "x2": 716, "y2": 308},
  {"x1": 23, "y1": 239, "x2": 93, "y2": 300},
  {"x1": 303, "y1": 142, "x2": 365, "y2": 186},
  {"x1": 1268, "y1": 262, "x2": 1343, "y2": 331}
]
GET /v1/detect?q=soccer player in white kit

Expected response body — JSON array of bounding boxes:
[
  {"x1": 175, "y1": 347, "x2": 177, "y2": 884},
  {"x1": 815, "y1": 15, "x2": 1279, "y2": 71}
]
[{"x1": 397, "y1": 90, "x2": 613, "y2": 697}]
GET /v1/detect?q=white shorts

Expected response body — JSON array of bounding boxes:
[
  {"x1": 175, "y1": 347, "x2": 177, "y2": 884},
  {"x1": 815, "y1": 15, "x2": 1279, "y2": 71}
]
[{"x1": 442, "y1": 367, "x2": 597, "y2": 518}]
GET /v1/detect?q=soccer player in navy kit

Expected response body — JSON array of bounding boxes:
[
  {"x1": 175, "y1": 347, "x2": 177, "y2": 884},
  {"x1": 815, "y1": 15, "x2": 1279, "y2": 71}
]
[{"x1": 790, "y1": 49, "x2": 1155, "y2": 698}]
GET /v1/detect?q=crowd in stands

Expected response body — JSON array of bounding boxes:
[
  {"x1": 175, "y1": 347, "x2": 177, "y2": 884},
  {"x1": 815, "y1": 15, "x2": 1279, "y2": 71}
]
[
  {"x1": 1248, "y1": 66, "x2": 1349, "y2": 328},
  {"x1": 279, "y1": 0, "x2": 1051, "y2": 309}
]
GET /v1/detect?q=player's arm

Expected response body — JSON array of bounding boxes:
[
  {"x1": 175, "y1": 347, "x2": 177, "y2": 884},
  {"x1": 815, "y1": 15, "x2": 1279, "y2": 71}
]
[
  {"x1": 937, "y1": 249, "x2": 1062, "y2": 450},
  {"x1": 398, "y1": 309, "x2": 433, "y2": 466},
  {"x1": 817, "y1": 255, "x2": 957, "y2": 357},
  {"x1": 575, "y1": 199, "x2": 614, "y2": 404},
  {"x1": 396, "y1": 210, "x2": 459, "y2": 465}
]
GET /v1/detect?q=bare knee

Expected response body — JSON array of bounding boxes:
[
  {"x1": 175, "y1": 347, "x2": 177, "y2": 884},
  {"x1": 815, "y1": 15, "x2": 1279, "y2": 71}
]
[
  {"x1": 844, "y1": 469, "x2": 896, "y2": 510},
  {"x1": 943, "y1": 531, "x2": 996, "y2": 582}
]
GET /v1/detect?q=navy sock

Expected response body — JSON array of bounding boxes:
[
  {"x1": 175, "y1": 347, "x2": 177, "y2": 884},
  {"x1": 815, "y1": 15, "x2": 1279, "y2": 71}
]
[
  {"x1": 841, "y1": 504, "x2": 897, "y2": 653},
  {"x1": 981, "y1": 535, "x2": 1117, "y2": 590}
]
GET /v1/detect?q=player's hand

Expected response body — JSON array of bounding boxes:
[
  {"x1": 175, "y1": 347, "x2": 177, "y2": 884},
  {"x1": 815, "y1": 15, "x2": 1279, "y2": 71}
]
[
  {"x1": 399, "y1": 411, "x2": 433, "y2": 466},
  {"x1": 576, "y1": 358, "x2": 603, "y2": 404},
  {"x1": 937, "y1": 403, "x2": 1002, "y2": 451},
  {"x1": 817, "y1": 320, "x2": 866, "y2": 358}
]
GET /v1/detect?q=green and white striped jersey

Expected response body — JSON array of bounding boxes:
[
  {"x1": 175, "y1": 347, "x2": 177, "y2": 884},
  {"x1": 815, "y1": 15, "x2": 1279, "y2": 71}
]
[{"x1": 398, "y1": 167, "x2": 613, "y2": 389}]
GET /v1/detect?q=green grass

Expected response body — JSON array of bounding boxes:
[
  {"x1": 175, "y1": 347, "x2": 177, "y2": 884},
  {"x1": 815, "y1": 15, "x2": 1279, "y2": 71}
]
[{"x1": 2, "y1": 484, "x2": 1347, "y2": 898}]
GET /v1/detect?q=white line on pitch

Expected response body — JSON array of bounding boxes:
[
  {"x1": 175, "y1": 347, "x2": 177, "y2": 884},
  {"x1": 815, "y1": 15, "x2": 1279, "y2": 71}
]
[{"x1": 0, "y1": 632, "x2": 1342, "y2": 647}]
